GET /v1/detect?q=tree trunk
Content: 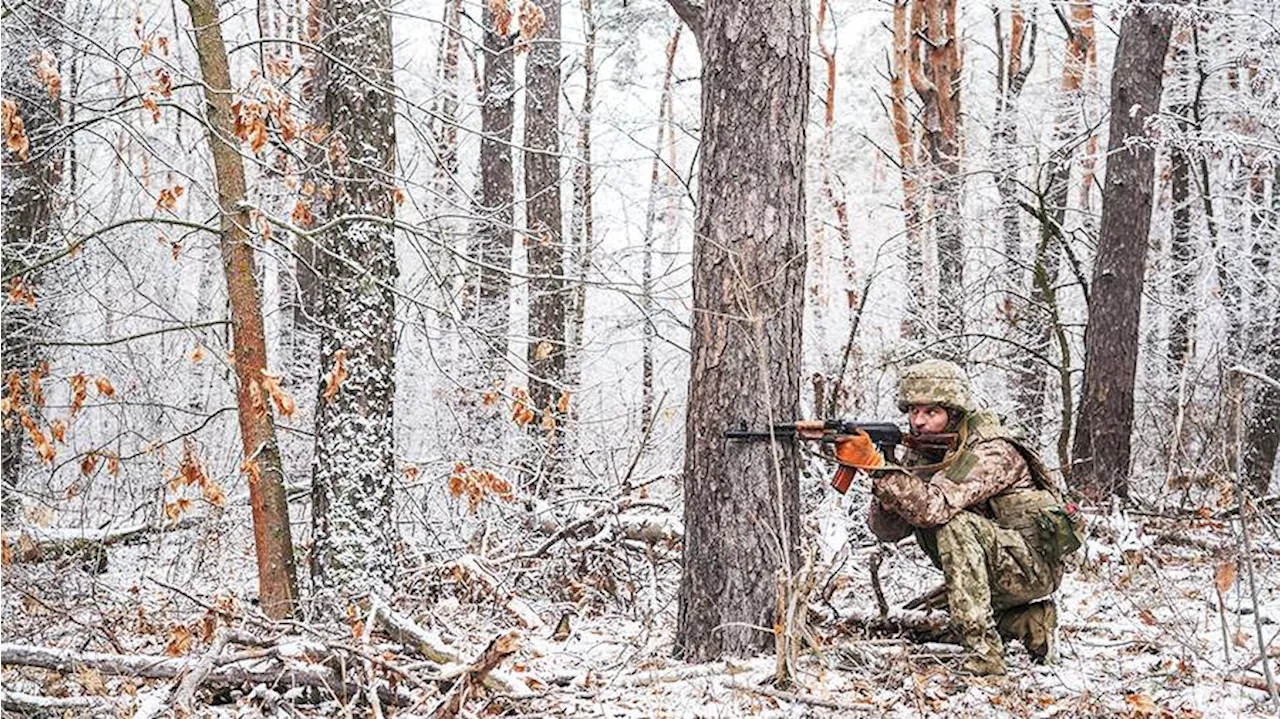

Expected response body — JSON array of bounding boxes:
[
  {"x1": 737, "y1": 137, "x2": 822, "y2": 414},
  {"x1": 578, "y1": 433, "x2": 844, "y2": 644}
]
[
  {"x1": 1012, "y1": 1, "x2": 1090, "y2": 433},
  {"x1": 565, "y1": 0, "x2": 596, "y2": 409},
  {"x1": 1168, "y1": 27, "x2": 1196, "y2": 372},
  {"x1": 640, "y1": 24, "x2": 682, "y2": 433},
  {"x1": 469, "y1": 2, "x2": 516, "y2": 381},
  {"x1": 890, "y1": 0, "x2": 927, "y2": 342},
  {"x1": 1071, "y1": 3, "x2": 1173, "y2": 499},
  {"x1": 913, "y1": 0, "x2": 964, "y2": 361},
  {"x1": 1, "y1": 0, "x2": 64, "y2": 523},
  {"x1": 1242, "y1": 167, "x2": 1280, "y2": 495},
  {"x1": 523, "y1": 0, "x2": 565, "y2": 489},
  {"x1": 309, "y1": 0, "x2": 399, "y2": 599},
  {"x1": 185, "y1": 0, "x2": 299, "y2": 619},
  {"x1": 673, "y1": 0, "x2": 807, "y2": 662}
]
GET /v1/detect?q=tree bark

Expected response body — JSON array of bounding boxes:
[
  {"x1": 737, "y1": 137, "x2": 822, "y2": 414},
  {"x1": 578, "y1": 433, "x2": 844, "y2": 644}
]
[
  {"x1": 1242, "y1": 167, "x2": 1280, "y2": 495},
  {"x1": 470, "y1": 3, "x2": 516, "y2": 382},
  {"x1": 640, "y1": 24, "x2": 682, "y2": 433},
  {"x1": 523, "y1": 0, "x2": 566, "y2": 490},
  {"x1": 309, "y1": 0, "x2": 399, "y2": 599},
  {"x1": 889, "y1": 0, "x2": 927, "y2": 342},
  {"x1": 1071, "y1": 3, "x2": 1173, "y2": 499},
  {"x1": 522, "y1": 1, "x2": 564, "y2": 394},
  {"x1": 673, "y1": 0, "x2": 808, "y2": 662},
  {"x1": 185, "y1": 0, "x2": 298, "y2": 618},
  {"x1": 1, "y1": 0, "x2": 65, "y2": 523}
]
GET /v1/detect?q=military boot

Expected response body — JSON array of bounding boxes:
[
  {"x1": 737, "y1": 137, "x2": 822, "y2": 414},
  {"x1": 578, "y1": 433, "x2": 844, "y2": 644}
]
[
  {"x1": 997, "y1": 600, "x2": 1057, "y2": 663},
  {"x1": 957, "y1": 627, "x2": 1007, "y2": 676}
]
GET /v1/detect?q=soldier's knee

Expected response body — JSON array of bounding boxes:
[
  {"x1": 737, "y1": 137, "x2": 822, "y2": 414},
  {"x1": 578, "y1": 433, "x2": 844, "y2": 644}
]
[{"x1": 936, "y1": 511, "x2": 984, "y2": 543}]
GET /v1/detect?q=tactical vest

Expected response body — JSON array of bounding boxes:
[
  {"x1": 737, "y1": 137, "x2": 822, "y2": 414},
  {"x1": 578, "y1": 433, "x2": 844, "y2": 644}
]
[{"x1": 908, "y1": 411, "x2": 1080, "y2": 566}]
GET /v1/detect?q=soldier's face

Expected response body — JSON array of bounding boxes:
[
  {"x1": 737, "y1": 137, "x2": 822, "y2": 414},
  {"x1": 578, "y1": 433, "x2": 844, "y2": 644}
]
[{"x1": 908, "y1": 404, "x2": 949, "y2": 434}]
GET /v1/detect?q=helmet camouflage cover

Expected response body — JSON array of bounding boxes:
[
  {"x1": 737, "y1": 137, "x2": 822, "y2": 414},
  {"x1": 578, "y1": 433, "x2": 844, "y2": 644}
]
[{"x1": 897, "y1": 358, "x2": 975, "y2": 413}]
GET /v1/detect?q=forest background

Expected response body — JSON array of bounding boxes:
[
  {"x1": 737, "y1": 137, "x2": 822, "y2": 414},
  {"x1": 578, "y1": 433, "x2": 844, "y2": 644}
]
[{"x1": 2, "y1": 0, "x2": 1279, "y2": 715}]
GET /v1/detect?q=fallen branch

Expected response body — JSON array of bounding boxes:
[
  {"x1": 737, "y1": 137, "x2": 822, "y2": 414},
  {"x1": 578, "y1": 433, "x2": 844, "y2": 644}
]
[
  {"x1": 837, "y1": 610, "x2": 952, "y2": 641},
  {"x1": 371, "y1": 602, "x2": 532, "y2": 697},
  {"x1": 173, "y1": 629, "x2": 233, "y2": 713},
  {"x1": 450, "y1": 555, "x2": 545, "y2": 630},
  {"x1": 727, "y1": 681, "x2": 878, "y2": 712},
  {"x1": 0, "y1": 642, "x2": 409, "y2": 707},
  {"x1": 1228, "y1": 673, "x2": 1275, "y2": 693},
  {"x1": 1, "y1": 690, "x2": 128, "y2": 716},
  {"x1": 428, "y1": 631, "x2": 521, "y2": 719},
  {"x1": 609, "y1": 661, "x2": 732, "y2": 688}
]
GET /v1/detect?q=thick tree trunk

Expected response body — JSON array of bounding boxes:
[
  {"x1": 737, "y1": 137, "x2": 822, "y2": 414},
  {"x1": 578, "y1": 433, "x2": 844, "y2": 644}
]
[
  {"x1": 673, "y1": 0, "x2": 807, "y2": 662},
  {"x1": 523, "y1": 0, "x2": 565, "y2": 489},
  {"x1": 185, "y1": 0, "x2": 299, "y2": 619},
  {"x1": 1071, "y1": 4, "x2": 1173, "y2": 499},
  {"x1": 1, "y1": 0, "x2": 64, "y2": 522},
  {"x1": 309, "y1": 0, "x2": 399, "y2": 598}
]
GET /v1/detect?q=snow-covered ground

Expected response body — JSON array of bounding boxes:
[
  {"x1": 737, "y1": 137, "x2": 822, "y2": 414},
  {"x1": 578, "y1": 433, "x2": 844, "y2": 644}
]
[{"x1": 4, "y1": 502, "x2": 1277, "y2": 717}]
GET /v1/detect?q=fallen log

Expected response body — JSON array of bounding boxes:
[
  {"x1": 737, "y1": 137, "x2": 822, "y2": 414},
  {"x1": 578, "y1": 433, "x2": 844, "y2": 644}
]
[
  {"x1": 1, "y1": 519, "x2": 200, "y2": 572},
  {"x1": 836, "y1": 610, "x2": 952, "y2": 641},
  {"x1": 0, "y1": 690, "x2": 126, "y2": 717},
  {"x1": 0, "y1": 642, "x2": 410, "y2": 707},
  {"x1": 428, "y1": 631, "x2": 521, "y2": 719}
]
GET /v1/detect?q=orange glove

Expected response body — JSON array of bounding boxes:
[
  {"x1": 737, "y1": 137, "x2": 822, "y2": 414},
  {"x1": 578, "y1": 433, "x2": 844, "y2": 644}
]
[
  {"x1": 834, "y1": 430, "x2": 886, "y2": 470},
  {"x1": 829, "y1": 430, "x2": 886, "y2": 494}
]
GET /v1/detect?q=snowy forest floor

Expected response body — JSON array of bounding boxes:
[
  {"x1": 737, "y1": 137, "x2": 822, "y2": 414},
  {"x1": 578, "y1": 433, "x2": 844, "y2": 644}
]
[{"x1": 3, "y1": 498, "x2": 1279, "y2": 718}]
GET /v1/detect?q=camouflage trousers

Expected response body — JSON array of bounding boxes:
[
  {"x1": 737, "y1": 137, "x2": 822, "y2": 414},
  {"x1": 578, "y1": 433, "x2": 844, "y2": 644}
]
[{"x1": 920, "y1": 510, "x2": 1061, "y2": 663}]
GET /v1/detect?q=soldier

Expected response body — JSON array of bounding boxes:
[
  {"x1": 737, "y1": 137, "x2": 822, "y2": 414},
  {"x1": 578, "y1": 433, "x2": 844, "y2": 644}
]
[{"x1": 835, "y1": 359, "x2": 1081, "y2": 675}]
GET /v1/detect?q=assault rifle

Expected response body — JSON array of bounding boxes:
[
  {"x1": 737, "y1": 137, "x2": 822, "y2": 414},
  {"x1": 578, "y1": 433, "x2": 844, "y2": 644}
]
[{"x1": 725, "y1": 420, "x2": 957, "y2": 493}]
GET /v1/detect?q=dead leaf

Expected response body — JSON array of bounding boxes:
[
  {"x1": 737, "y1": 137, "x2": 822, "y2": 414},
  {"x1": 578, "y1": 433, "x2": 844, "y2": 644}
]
[
  {"x1": 188, "y1": 345, "x2": 205, "y2": 363},
  {"x1": 490, "y1": 0, "x2": 512, "y2": 36},
  {"x1": 69, "y1": 373, "x2": 88, "y2": 415},
  {"x1": 94, "y1": 375, "x2": 116, "y2": 398},
  {"x1": 32, "y1": 48, "x2": 61, "y2": 99},
  {"x1": 556, "y1": 391, "x2": 570, "y2": 414},
  {"x1": 534, "y1": 340, "x2": 553, "y2": 360},
  {"x1": 1125, "y1": 692, "x2": 1157, "y2": 716},
  {"x1": 49, "y1": 418, "x2": 66, "y2": 443},
  {"x1": 2, "y1": 99, "x2": 30, "y2": 161},
  {"x1": 202, "y1": 479, "x2": 227, "y2": 507},
  {"x1": 1214, "y1": 560, "x2": 1237, "y2": 595},
  {"x1": 1137, "y1": 609, "x2": 1157, "y2": 627},
  {"x1": 165, "y1": 624, "x2": 194, "y2": 656},
  {"x1": 322, "y1": 349, "x2": 348, "y2": 402},
  {"x1": 75, "y1": 667, "x2": 106, "y2": 696},
  {"x1": 80, "y1": 452, "x2": 98, "y2": 477}
]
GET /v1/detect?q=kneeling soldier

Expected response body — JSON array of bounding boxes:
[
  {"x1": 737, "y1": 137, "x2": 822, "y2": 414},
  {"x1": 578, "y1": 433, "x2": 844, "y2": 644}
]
[{"x1": 838, "y1": 359, "x2": 1081, "y2": 675}]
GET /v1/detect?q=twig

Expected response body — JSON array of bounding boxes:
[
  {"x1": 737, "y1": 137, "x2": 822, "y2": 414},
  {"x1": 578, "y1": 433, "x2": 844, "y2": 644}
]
[
  {"x1": 869, "y1": 546, "x2": 889, "y2": 618},
  {"x1": 428, "y1": 631, "x2": 522, "y2": 719},
  {"x1": 1226, "y1": 370, "x2": 1280, "y2": 711},
  {"x1": 360, "y1": 604, "x2": 385, "y2": 719},
  {"x1": 727, "y1": 681, "x2": 877, "y2": 712}
]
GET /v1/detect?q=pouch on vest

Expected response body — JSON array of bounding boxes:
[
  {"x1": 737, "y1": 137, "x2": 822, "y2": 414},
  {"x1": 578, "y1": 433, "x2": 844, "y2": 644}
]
[{"x1": 1034, "y1": 506, "x2": 1083, "y2": 565}]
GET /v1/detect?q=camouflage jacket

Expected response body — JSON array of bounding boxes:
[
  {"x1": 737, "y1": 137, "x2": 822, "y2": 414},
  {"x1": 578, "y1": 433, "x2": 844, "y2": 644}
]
[{"x1": 867, "y1": 413, "x2": 1036, "y2": 541}]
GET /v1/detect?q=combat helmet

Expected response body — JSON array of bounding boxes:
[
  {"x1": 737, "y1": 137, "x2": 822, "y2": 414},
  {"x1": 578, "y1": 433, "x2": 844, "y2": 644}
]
[{"x1": 897, "y1": 358, "x2": 975, "y2": 413}]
